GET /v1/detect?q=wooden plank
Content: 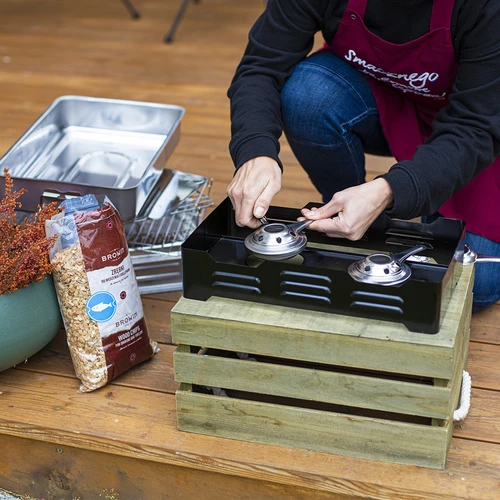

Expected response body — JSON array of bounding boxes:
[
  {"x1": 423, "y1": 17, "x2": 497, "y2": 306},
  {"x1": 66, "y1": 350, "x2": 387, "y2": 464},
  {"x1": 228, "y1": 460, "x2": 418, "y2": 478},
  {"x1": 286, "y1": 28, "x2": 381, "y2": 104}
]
[
  {"x1": 174, "y1": 351, "x2": 451, "y2": 419},
  {"x1": 447, "y1": 291, "x2": 472, "y2": 417},
  {"x1": 470, "y1": 305, "x2": 500, "y2": 345},
  {"x1": 435, "y1": 292, "x2": 470, "y2": 444},
  {"x1": 467, "y1": 342, "x2": 500, "y2": 391},
  {"x1": 0, "y1": 434, "x2": 349, "y2": 500},
  {"x1": 453, "y1": 388, "x2": 500, "y2": 445},
  {"x1": 0, "y1": 369, "x2": 499, "y2": 499},
  {"x1": 176, "y1": 389, "x2": 450, "y2": 469},
  {"x1": 14, "y1": 333, "x2": 179, "y2": 395},
  {"x1": 143, "y1": 291, "x2": 182, "y2": 303},
  {"x1": 141, "y1": 296, "x2": 176, "y2": 344},
  {"x1": 172, "y1": 304, "x2": 453, "y2": 378},
  {"x1": 20, "y1": 329, "x2": 491, "y2": 429}
]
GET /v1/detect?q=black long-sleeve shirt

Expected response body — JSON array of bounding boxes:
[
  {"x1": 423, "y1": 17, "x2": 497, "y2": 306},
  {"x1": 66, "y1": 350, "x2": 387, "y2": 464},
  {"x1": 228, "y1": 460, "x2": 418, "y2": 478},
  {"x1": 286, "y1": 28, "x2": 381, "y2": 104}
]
[{"x1": 228, "y1": 0, "x2": 500, "y2": 219}]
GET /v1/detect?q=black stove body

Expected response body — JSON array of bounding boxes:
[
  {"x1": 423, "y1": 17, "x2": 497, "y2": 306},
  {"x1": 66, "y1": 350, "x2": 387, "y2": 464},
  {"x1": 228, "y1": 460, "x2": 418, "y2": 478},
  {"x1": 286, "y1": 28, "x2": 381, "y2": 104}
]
[{"x1": 181, "y1": 198, "x2": 466, "y2": 334}]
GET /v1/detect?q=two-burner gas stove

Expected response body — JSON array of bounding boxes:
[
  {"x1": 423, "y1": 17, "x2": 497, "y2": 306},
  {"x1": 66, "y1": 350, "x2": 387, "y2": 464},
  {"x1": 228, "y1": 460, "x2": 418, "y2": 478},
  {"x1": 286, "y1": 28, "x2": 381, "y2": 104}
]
[{"x1": 181, "y1": 198, "x2": 466, "y2": 334}]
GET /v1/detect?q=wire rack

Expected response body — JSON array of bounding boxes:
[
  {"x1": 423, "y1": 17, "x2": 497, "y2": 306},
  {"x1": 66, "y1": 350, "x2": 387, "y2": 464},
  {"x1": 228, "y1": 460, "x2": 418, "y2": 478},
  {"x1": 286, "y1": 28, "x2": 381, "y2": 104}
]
[{"x1": 124, "y1": 176, "x2": 213, "y2": 295}]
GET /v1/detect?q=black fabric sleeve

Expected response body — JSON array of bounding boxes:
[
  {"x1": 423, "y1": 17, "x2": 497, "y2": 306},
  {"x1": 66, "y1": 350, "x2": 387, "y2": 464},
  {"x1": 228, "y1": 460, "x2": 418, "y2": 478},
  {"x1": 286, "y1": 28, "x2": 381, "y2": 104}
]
[
  {"x1": 227, "y1": 0, "x2": 328, "y2": 170},
  {"x1": 383, "y1": 0, "x2": 500, "y2": 219}
]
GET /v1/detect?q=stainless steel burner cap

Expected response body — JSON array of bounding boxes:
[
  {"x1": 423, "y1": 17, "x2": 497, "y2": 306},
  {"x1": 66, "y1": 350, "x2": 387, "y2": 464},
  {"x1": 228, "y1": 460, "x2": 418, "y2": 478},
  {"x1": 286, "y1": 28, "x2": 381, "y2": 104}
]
[
  {"x1": 348, "y1": 253, "x2": 412, "y2": 286},
  {"x1": 244, "y1": 221, "x2": 311, "y2": 261},
  {"x1": 348, "y1": 245, "x2": 428, "y2": 286}
]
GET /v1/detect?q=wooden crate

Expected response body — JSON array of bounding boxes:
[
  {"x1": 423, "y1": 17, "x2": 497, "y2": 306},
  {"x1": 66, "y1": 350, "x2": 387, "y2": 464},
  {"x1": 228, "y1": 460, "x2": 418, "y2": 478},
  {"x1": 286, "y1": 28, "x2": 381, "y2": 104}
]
[{"x1": 171, "y1": 264, "x2": 474, "y2": 469}]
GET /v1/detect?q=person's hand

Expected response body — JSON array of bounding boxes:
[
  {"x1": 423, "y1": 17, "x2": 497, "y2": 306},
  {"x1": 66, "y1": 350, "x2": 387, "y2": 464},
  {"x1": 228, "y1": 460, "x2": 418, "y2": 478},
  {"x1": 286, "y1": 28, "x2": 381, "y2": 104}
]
[
  {"x1": 300, "y1": 178, "x2": 394, "y2": 240},
  {"x1": 227, "y1": 156, "x2": 282, "y2": 228}
]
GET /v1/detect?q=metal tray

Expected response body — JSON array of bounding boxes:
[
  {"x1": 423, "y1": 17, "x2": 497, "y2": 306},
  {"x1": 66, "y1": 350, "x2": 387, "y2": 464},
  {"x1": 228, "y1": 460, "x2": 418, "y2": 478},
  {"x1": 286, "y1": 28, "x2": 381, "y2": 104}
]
[{"x1": 0, "y1": 96, "x2": 185, "y2": 221}]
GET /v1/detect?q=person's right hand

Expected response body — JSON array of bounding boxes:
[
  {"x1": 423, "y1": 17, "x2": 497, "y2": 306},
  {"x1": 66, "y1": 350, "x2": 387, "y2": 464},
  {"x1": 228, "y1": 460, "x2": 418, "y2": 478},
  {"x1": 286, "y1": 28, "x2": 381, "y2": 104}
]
[{"x1": 227, "y1": 156, "x2": 282, "y2": 228}]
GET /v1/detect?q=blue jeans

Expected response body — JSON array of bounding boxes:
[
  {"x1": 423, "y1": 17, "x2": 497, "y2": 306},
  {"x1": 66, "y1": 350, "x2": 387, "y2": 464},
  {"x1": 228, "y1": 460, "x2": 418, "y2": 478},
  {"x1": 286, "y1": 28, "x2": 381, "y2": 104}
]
[
  {"x1": 423, "y1": 213, "x2": 500, "y2": 312},
  {"x1": 281, "y1": 51, "x2": 500, "y2": 311}
]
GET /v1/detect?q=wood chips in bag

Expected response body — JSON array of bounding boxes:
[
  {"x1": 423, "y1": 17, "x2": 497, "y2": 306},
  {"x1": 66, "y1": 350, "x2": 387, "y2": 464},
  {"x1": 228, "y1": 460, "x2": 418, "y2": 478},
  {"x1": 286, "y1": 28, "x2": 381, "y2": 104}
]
[{"x1": 46, "y1": 195, "x2": 158, "y2": 392}]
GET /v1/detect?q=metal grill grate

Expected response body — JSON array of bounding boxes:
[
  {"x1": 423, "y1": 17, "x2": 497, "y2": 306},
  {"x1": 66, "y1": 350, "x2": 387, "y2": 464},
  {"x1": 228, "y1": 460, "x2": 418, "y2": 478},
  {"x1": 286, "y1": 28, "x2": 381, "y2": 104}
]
[
  {"x1": 124, "y1": 176, "x2": 213, "y2": 294},
  {"x1": 126, "y1": 176, "x2": 213, "y2": 255}
]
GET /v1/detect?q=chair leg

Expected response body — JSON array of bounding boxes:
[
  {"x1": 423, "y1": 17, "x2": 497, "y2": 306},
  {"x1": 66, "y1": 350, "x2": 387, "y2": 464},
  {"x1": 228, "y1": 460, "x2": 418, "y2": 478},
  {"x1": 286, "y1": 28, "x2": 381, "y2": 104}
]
[
  {"x1": 164, "y1": 0, "x2": 193, "y2": 43},
  {"x1": 121, "y1": 0, "x2": 141, "y2": 19}
]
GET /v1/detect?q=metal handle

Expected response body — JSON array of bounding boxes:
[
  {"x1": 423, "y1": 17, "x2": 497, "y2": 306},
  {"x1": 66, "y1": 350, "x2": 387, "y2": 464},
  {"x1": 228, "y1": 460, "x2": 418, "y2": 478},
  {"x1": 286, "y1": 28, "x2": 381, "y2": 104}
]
[
  {"x1": 136, "y1": 169, "x2": 176, "y2": 219},
  {"x1": 476, "y1": 256, "x2": 500, "y2": 263},
  {"x1": 462, "y1": 244, "x2": 500, "y2": 265},
  {"x1": 391, "y1": 245, "x2": 428, "y2": 264},
  {"x1": 258, "y1": 217, "x2": 312, "y2": 233},
  {"x1": 41, "y1": 189, "x2": 81, "y2": 206},
  {"x1": 288, "y1": 219, "x2": 314, "y2": 233}
]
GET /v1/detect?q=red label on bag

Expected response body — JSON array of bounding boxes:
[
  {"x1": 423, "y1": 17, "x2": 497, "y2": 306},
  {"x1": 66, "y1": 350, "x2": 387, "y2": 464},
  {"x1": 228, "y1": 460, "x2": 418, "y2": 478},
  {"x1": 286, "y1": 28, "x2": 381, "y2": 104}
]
[
  {"x1": 101, "y1": 317, "x2": 153, "y2": 380},
  {"x1": 75, "y1": 203, "x2": 129, "y2": 272}
]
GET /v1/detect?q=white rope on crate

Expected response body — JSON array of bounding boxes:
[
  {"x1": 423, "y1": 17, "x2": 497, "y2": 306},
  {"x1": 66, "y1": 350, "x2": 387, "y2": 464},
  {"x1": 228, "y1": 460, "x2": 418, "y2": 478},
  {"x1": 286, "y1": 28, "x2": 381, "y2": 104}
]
[{"x1": 453, "y1": 370, "x2": 472, "y2": 422}]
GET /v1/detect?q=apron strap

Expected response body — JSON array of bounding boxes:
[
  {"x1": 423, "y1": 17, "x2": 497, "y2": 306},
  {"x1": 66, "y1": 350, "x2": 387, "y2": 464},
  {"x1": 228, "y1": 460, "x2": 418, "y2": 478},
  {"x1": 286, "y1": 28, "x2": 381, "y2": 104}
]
[
  {"x1": 346, "y1": 0, "x2": 368, "y2": 18},
  {"x1": 430, "y1": 0, "x2": 456, "y2": 32}
]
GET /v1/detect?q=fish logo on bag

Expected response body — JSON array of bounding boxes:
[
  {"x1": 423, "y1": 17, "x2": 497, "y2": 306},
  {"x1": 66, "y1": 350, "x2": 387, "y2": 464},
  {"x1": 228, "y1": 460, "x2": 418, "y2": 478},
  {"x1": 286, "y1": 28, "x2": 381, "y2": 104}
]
[{"x1": 86, "y1": 291, "x2": 117, "y2": 322}]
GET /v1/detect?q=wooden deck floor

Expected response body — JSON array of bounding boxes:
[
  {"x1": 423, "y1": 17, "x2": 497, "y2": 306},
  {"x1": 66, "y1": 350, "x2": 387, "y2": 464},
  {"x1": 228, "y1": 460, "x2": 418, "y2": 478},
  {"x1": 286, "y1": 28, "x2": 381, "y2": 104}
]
[{"x1": 0, "y1": 1, "x2": 499, "y2": 498}]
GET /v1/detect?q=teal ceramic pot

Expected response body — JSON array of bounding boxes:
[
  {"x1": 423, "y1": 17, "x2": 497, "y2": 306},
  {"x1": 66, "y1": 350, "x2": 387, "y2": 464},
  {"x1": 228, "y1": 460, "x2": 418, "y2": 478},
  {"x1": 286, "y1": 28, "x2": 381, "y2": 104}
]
[{"x1": 0, "y1": 275, "x2": 62, "y2": 372}]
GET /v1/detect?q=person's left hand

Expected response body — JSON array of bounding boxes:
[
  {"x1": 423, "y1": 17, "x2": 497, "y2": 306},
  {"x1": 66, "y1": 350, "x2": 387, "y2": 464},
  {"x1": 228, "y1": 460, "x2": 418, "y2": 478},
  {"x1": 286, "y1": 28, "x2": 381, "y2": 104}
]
[{"x1": 300, "y1": 178, "x2": 394, "y2": 241}]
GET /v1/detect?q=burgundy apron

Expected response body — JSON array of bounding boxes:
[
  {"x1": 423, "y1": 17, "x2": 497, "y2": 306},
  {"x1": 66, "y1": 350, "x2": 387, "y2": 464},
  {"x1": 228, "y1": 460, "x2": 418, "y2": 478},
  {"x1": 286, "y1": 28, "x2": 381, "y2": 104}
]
[{"x1": 328, "y1": 0, "x2": 500, "y2": 242}]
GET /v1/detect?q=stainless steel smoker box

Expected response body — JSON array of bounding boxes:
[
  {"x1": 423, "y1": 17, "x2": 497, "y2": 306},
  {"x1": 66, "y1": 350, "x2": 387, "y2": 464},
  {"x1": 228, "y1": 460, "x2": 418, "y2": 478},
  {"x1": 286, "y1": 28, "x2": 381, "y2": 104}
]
[{"x1": 0, "y1": 96, "x2": 185, "y2": 221}]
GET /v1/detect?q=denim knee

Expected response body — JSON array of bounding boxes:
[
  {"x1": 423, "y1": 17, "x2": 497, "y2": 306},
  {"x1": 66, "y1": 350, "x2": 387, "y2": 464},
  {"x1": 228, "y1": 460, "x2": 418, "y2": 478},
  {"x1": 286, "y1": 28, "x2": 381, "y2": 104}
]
[
  {"x1": 465, "y1": 232, "x2": 500, "y2": 311},
  {"x1": 472, "y1": 262, "x2": 500, "y2": 311},
  {"x1": 281, "y1": 52, "x2": 378, "y2": 146},
  {"x1": 420, "y1": 218, "x2": 500, "y2": 311}
]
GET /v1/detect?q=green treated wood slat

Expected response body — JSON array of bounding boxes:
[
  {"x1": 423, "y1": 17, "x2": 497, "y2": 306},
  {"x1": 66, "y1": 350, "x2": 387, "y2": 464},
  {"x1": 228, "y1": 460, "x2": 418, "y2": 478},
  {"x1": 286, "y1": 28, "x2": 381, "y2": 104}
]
[
  {"x1": 172, "y1": 311, "x2": 454, "y2": 379},
  {"x1": 431, "y1": 292, "x2": 471, "y2": 428},
  {"x1": 174, "y1": 350, "x2": 452, "y2": 419},
  {"x1": 176, "y1": 390, "x2": 451, "y2": 469},
  {"x1": 440, "y1": 299, "x2": 471, "y2": 451},
  {"x1": 448, "y1": 293, "x2": 472, "y2": 417},
  {"x1": 432, "y1": 286, "x2": 471, "y2": 420}
]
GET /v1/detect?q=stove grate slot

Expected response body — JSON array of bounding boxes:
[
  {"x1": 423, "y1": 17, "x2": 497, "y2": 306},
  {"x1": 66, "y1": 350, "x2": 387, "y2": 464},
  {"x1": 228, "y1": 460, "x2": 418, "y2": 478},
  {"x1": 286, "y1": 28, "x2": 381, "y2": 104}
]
[
  {"x1": 212, "y1": 281, "x2": 261, "y2": 295},
  {"x1": 385, "y1": 228, "x2": 434, "y2": 241},
  {"x1": 280, "y1": 290, "x2": 331, "y2": 304},
  {"x1": 351, "y1": 290, "x2": 404, "y2": 305},
  {"x1": 280, "y1": 270, "x2": 332, "y2": 284},
  {"x1": 350, "y1": 301, "x2": 403, "y2": 315},
  {"x1": 280, "y1": 281, "x2": 331, "y2": 295},
  {"x1": 386, "y1": 236, "x2": 434, "y2": 248},
  {"x1": 212, "y1": 271, "x2": 260, "y2": 285},
  {"x1": 211, "y1": 271, "x2": 262, "y2": 295},
  {"x1": 280, "y1": 273, "x2": 332, "y2": 304}
]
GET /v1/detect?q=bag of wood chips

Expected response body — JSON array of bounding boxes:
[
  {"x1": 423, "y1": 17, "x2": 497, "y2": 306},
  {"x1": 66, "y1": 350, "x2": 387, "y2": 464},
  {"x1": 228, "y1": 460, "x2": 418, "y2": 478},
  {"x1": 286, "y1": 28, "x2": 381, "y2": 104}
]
[{"x1": 46, "y1": 195, "x2": 158, "y2": 392}]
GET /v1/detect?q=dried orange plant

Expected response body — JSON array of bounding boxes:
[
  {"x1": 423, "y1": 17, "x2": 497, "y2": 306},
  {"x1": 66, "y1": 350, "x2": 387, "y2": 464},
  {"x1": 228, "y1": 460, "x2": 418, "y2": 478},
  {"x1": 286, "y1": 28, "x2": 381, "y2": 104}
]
[{"x1": 0, "y1": 169, "x2": 60, "y2": 295}]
